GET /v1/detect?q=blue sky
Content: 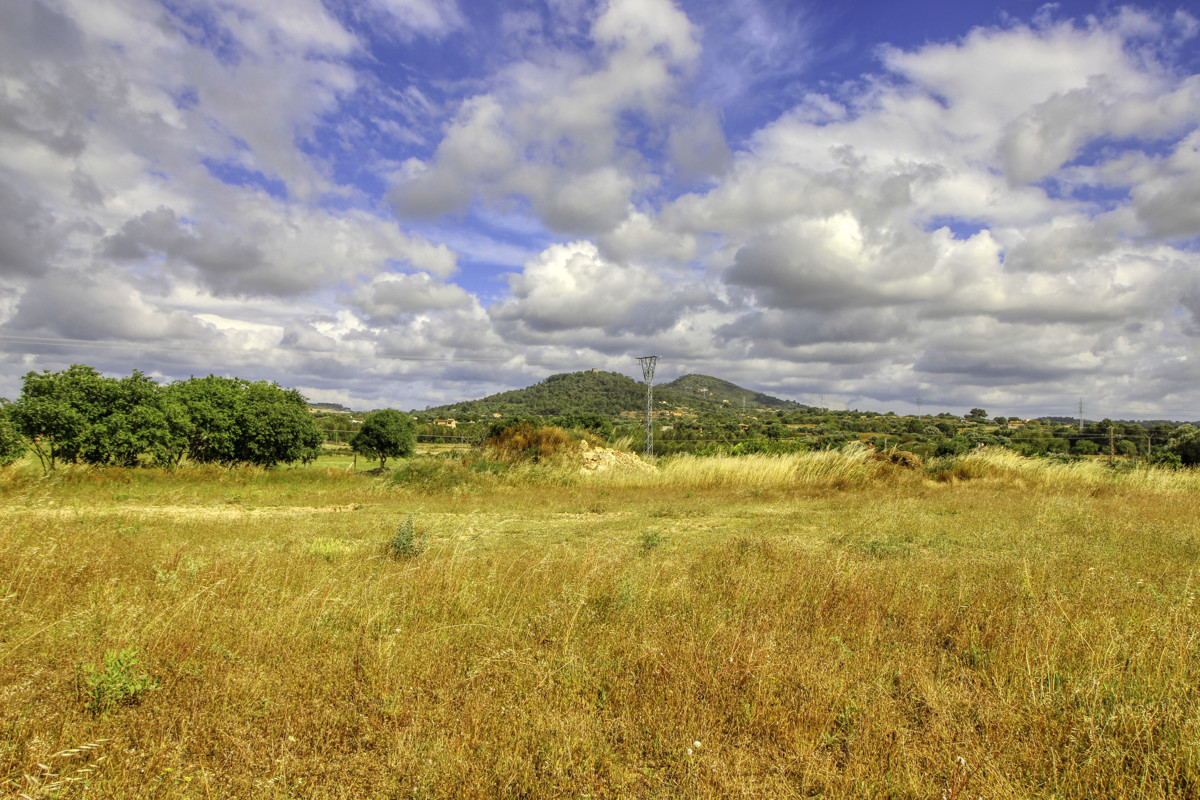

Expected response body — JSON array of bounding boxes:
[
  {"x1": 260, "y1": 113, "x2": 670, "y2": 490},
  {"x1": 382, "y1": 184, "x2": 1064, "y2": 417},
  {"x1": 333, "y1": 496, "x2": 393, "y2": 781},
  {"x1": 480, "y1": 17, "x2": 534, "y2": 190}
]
[{"x1": 1, "y1": 0, "x2": 1199, "y2": 418}]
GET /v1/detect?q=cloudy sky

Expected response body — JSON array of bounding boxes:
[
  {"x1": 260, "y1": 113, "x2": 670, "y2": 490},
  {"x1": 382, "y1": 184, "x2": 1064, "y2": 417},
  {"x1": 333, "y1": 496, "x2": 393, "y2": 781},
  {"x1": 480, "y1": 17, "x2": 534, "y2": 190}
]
[{"x1": 2, "y1": 0, "x2": 1199, "y2": 418}]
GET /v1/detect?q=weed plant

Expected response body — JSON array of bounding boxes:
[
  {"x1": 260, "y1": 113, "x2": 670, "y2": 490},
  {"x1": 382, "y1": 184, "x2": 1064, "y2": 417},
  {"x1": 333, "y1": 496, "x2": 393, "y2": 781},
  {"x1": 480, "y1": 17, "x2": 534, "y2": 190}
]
[
  {"x1": 78, "y1": 647, "x2": 155, "y2": 716},
  {"x1": 387, "y1": 513, "x2": 424, "y2": 558}
]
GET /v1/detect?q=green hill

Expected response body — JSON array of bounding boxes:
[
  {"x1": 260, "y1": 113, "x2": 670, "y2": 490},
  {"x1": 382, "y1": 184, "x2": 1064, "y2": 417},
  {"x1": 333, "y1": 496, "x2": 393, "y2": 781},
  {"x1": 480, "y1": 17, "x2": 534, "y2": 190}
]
[
  {"x1": 414, "y1": 370, "x2": 807, "y2": 420},
  {"x1": 662, "y1": 374, "x2": 806, "y2": 411}
]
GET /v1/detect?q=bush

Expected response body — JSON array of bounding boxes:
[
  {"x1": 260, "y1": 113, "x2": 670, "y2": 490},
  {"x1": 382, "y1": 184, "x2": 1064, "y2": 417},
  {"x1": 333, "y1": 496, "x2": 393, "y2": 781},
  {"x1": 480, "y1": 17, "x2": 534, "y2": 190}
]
[
  {"x1": 485, "y1": 423, "x2": 578, "y2": 463},
  {"x1": 1150, "y1": 452, "x2": 1183, "y2": 470},
  {"x1": 639, "y1": 530, "x2": 666, "y2": 552},
  {"x1": 934, "y1": 436, "x2": 970, "y2": 457},
  {"x1": 1164, "y1": 425, "x2": 1200, "y2": 467},
  {"x1": 551, "y1": 413, "x2": 614, "y2": 441}
]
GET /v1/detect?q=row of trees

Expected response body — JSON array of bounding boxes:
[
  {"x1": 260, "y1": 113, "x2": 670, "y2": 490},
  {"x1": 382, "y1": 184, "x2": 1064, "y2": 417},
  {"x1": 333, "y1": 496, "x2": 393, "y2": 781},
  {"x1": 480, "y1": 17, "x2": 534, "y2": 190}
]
[
  {"x1": 0, "y1": 365, "x2": 325, "y2": 471},
  {"x1": 0, "y1": 364, "x2": 421, "y2": 473},
  {"x1": 406, "y1": 404, "x2": 1200, "y2": 466}
]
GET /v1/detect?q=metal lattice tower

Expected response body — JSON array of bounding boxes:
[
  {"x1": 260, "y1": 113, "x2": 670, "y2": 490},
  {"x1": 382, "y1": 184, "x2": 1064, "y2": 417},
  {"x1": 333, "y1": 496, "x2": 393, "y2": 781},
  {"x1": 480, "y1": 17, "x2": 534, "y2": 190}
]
[{"x1": 637, "y1": 356, "x2": 660, "y2": 457}]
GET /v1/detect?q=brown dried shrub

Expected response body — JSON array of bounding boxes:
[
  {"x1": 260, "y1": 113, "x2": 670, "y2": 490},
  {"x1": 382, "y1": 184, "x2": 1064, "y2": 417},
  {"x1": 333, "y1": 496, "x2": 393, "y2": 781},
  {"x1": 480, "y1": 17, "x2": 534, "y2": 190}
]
[{"x1": 484, "y1": 423, "x2": 578, "y2": 463}]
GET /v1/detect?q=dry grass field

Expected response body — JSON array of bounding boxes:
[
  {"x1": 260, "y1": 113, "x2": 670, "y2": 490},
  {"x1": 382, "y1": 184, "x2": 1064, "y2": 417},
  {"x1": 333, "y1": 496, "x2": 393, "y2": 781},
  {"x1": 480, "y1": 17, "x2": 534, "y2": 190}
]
[{"x1": 1, "y1": 448, "x2": 1199, "y2": 798}]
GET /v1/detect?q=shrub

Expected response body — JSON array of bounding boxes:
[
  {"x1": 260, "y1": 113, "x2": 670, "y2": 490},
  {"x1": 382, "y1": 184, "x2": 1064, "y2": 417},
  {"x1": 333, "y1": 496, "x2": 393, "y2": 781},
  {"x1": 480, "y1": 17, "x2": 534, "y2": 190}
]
[
  {"x1": 639, "y1": 530, "x2": 666, "y2": 552},
  {"x1": 934, "y1": 436, "x2": 970, "y2": 457},
  {"x1": 1150, "y1": 452, "x2": 1183, "y2": 470},
  {"x1": 876, "y1": 449, "x2": 923, "y2": 469},
  {"x1": 485, "y1": 423, "x2": 578, "y2": 463}
]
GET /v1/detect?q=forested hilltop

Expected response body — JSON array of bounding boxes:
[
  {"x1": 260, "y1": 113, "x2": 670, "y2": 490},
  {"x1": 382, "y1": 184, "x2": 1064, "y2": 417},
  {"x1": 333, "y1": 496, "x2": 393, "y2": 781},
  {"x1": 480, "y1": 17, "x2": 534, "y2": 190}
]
[{"x1": 415, "y1": 370, "x2": 807, "y2": 420}]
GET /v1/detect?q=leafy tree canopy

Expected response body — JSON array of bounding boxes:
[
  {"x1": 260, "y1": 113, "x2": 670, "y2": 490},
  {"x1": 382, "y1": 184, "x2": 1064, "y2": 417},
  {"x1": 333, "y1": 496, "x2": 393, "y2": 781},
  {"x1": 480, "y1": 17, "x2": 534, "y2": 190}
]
[
  {"x1": 350, "y1": 409, "x2": 416, "y2": 468},
  {"x1": 1165, "y1": 424, "x2": 1200, "y2": 466},
  {"x1": 169, "y1": 376, "x2": 322, "y2": 468},
  {"x1": 9, "y1": 365, "x2": 184, "y2": 470},
  {"x1": 0, "y1": 402, "x2": 25, "y2": 467}
]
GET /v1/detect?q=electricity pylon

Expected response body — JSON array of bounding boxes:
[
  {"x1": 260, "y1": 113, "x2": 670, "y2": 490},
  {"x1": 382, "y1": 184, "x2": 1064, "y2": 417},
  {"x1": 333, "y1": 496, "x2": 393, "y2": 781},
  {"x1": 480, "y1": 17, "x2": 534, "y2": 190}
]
[{"x1": 637, "y1": 356, "x2": 660, "y2": 457}]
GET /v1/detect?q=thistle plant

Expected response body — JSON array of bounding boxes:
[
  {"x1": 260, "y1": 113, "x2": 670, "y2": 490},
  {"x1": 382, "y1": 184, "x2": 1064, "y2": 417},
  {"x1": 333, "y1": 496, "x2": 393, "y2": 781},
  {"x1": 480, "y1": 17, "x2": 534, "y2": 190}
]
[{"x1": 388, "y1": 513, "x2": 425, "y2": 559}]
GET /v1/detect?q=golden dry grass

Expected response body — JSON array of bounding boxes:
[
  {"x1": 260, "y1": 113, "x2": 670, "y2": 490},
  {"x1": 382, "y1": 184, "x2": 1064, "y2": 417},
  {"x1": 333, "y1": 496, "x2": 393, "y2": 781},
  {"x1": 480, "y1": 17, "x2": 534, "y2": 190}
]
[{"x1": 1, "y1": 449, "x2": 1199, "y2": 798}]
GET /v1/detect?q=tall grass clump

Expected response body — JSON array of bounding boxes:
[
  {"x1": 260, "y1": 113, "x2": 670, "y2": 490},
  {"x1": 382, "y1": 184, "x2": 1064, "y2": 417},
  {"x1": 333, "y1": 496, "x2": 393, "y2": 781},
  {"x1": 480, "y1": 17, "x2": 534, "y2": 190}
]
[
  {"x1": 607, "y1": 443, "x2": 889, "y2": 492},
  {"x1": 928, "y1": 447, "x2": 1200, "y2": 494}
]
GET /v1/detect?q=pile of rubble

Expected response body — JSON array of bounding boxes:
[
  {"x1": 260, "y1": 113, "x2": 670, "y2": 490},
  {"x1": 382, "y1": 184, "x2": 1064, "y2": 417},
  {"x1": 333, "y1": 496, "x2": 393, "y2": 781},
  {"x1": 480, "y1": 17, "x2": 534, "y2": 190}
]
[{"x1": 577, "y1": 440, "x2": 657, "y2": 474}]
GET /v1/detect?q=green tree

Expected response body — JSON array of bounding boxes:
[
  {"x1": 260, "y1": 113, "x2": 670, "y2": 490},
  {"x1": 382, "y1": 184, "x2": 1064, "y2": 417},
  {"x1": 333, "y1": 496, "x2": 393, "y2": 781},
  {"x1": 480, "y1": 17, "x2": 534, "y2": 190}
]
[
  {"x1": 233, "y1": 381, "x2": 323, "y2": 467},
  {"x1": 166, "y1": 376, "x2": 238, "y2": 465},
  {"x1": 351, "y1": 409, "x2": 417, "y2": 468},
  {"x1": 967, "y1": 408, "x2": 987, "y2": 421},
  {"x1": 78, "y1": 371, "x2": 185, "y2": 467},
  {"x1": 1165, "y1": 424, "x2": 1200, "y2": 467},
  {"x1": 0, "y1": 402, "x2": 26, "y2": 467},
  {"x1": 10, "y1": 364, "x2": 104, "y2": 472},
  {"x1": 168, "y1": 376, "x2": 322, "y2": 467}
]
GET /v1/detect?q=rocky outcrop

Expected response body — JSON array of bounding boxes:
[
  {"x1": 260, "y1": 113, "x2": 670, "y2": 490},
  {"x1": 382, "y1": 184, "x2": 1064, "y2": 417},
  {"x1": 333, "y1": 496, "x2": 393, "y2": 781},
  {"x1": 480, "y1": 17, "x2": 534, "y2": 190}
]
[{"x1": 577, "y1": 440, "x2": 656, "y2": 473}]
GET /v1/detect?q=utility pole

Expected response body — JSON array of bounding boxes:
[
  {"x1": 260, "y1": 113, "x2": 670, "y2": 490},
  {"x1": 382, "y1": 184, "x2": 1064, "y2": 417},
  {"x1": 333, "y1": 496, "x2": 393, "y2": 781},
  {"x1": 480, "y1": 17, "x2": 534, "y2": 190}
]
[
  {"x1": 1109, "y1": 426, "x2": 1115, "y2": 465},
  {"x1": 1079, "y1": 398, "x2": 1084, "y2": 432},
  {"x1": 637, "y1": 356, "x2": 660, "y2": 458}
]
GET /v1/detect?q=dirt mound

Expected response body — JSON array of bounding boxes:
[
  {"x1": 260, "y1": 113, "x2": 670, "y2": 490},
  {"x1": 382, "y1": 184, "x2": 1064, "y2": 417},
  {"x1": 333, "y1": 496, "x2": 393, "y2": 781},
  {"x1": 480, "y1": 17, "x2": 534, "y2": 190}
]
[
  {"x1": 577, "y1": 441, "x2": 656, "y2": 474},
  {"x1": 875, "y1": 449, "x2": 924, "y2": 469}
]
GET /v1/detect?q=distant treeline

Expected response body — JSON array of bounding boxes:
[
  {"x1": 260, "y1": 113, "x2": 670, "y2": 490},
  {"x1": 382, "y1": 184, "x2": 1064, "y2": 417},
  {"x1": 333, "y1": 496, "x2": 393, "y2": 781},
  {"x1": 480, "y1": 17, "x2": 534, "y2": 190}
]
[
  {"x1": 414, "y1": 407, "x2": 1200, "y2": 467},
  {"x1": 3, "y1": 364, "x2": 1197, "y2": 471}
]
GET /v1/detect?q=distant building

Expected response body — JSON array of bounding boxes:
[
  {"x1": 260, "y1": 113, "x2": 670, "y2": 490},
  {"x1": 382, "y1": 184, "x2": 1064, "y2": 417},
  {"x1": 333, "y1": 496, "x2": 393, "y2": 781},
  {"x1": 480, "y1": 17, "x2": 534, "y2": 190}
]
[{"x1": 433, "y1": 419, "x2": 457, "y2": 429}]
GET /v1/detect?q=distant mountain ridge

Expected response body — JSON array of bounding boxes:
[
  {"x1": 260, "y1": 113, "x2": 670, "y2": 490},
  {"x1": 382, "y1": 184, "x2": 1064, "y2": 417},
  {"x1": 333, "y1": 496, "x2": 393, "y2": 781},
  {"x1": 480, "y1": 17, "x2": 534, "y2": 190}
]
[
  {"x1": 414, "y1": 370, "x2": 809, "y2": 419},
  {"x1": 309, "y1": 401, "x2": 354, "y2": 413}
]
